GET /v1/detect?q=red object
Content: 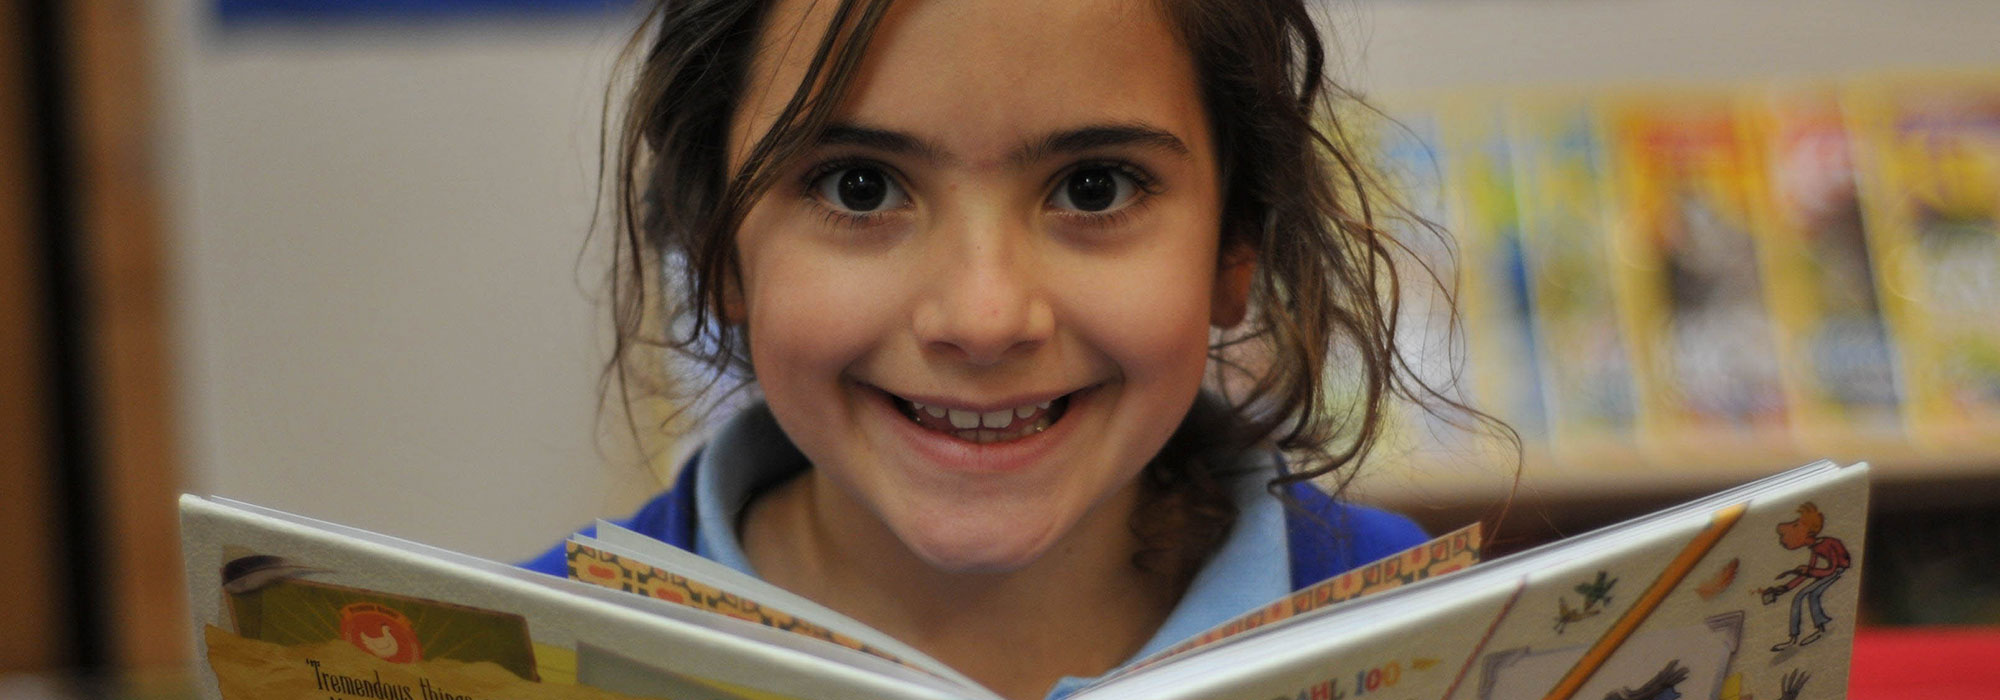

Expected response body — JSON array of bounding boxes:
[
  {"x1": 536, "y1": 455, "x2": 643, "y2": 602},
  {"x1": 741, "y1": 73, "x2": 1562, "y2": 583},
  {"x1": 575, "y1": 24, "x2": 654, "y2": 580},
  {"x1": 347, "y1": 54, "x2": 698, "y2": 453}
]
[
  {"x1": 338, "y1": 603, "x2": 423, "y2": 663},
  {"x1": 1849, "y1": 626, "x2": 2000, "y2": 699}
]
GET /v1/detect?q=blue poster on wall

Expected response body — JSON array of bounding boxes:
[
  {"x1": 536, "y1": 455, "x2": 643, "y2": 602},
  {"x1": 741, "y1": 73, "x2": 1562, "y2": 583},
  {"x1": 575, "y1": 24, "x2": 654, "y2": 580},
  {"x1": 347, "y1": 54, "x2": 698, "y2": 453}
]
[{"x1": 218, "y1": 0, "x2": 633, "y2": 25}]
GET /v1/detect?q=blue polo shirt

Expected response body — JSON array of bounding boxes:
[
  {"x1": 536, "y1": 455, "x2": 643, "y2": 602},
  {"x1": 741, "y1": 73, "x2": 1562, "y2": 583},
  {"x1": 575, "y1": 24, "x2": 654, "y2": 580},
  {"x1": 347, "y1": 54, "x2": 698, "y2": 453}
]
[{"x1": 524, "y1": 404, "x2": 1425, "y2": 699}]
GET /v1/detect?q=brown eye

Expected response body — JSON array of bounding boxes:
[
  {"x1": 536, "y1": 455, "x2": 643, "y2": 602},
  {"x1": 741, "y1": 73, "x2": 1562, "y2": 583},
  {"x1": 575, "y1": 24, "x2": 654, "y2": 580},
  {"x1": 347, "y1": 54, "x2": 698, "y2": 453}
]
[
  {"x1": 1051, "y1": 166, "x2": 1136, "y2": 213},
  {"x1": 815, "y1": 165, "x2": 906, "y2": 213}
]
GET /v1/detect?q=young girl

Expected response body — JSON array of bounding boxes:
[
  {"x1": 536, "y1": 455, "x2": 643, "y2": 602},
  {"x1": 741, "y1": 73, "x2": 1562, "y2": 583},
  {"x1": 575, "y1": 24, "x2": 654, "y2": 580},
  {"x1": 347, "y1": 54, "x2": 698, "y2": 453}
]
[{"x1": 525, "y1": 1, "x2": 1468, "y2": 698}]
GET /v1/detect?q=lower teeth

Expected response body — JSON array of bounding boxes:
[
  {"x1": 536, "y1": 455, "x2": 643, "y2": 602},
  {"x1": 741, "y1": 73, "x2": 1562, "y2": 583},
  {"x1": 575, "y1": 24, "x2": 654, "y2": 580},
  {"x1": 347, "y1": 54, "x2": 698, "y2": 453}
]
[{"x1": 953, "y1": 421, "x2": 1047, "y2": 444}]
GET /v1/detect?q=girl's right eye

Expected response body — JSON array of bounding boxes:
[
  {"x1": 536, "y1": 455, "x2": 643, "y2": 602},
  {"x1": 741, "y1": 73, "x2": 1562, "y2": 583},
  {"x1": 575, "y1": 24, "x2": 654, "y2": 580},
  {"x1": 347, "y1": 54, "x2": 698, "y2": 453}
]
[{"x1": 811, "y1": 165, "x2": 908, "y2": 215}]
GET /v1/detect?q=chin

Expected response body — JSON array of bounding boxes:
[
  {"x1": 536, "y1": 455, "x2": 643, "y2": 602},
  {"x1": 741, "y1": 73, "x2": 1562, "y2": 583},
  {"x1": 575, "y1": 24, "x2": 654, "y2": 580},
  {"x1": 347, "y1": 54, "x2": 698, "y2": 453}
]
[{"x1": 897, "y1": 517, "x2": 1062, "y2": 574}]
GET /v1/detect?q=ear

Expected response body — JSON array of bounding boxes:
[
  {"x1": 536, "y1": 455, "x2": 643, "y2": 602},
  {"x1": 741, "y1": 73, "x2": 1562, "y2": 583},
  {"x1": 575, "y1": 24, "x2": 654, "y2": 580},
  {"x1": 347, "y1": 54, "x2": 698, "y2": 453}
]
[
  {"x1": 719, "y1": 263, "x2": 748, "y2": 325},
  {"x1": 1210, "y1": 242, "x2": 1255, "y2": 328}
]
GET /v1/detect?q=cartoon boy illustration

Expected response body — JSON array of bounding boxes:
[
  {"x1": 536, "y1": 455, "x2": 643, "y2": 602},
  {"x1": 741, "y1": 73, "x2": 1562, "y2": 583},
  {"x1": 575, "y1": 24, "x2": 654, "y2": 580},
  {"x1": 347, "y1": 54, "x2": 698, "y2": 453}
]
[{"x1": 1758, "y1": 502, "x2": 1850, "y2": 651}]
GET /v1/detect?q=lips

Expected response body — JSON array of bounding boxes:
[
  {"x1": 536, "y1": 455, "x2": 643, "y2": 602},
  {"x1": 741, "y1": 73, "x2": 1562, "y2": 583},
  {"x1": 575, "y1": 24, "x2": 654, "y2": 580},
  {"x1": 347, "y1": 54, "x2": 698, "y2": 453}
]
[{"x1": 890, "y1": 393, "x2": 1074, "y2": 444}]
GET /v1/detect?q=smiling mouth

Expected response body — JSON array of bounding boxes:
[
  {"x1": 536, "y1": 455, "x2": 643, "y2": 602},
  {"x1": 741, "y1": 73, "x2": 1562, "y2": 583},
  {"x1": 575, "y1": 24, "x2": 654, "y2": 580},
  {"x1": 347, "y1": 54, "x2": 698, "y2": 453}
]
[{"x1": 891, "y1": 393, "x2": 1074, "y2": 444}]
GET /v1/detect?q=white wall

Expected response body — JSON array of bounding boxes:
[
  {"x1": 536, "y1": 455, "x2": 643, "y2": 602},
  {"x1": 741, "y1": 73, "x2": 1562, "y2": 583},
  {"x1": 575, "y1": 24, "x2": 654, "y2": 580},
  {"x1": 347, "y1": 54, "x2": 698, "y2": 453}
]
[
  {"x1": 153, "y1": 4, "x2": 661, "y2": 560},
  {"x1": 1349, "y1": 0, "x2": 1999, "y2": 92},
  {"x1": 150, "y1": 0, "x2": 2000, "y2": 560}
]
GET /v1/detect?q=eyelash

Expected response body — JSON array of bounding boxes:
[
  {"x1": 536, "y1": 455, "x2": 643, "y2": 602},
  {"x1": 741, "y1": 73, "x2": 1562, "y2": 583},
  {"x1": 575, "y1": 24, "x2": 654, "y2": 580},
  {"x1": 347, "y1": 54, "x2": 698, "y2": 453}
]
[
  {"x1": 799, "y1": 157, "x2": 907, "y2": 229},
  {"x1": 797, "y1": 157, "x2": 1162, "y2": 230},
  {"x1": 1046, "y1": 160, "x2": 1160, "y2": 229},
  {"x1": 796, "y1": 157, "x2": 908, "y2": 228}
]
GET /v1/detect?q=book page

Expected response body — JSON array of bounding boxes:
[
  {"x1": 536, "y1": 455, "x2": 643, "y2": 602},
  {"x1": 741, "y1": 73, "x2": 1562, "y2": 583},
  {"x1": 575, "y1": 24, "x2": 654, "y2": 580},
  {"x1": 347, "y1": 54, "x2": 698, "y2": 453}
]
[
  {"x1": 563, "y1": 536, "x2": 977, "y2": 690},
  {"x1": 1110, "y1": 522, "x2": 1482, "y2": 676},
  {"x1": 1073, "y1": 461, "x2": 1867, "y2": 700},
  {"x1": 182, "y1": 498, "x2": 985, "y2": 700},
  {"x1": 582, "y1": 523, "x2": 984, "y2": 689}
]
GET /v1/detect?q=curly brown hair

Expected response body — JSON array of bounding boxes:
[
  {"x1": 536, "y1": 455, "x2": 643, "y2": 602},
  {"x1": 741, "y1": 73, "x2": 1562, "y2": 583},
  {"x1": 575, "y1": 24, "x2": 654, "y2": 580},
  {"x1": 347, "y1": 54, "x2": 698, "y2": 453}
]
[{"x1": 601, "y1": 0, "x2": 1502, "y2": 581}]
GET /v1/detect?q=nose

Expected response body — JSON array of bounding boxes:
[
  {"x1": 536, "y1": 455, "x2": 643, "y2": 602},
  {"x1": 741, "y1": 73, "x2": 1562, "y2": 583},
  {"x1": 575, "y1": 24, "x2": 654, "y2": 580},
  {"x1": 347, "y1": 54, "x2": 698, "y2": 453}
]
[{"x1": 911, "y1": 231, "x2": 1054, "y2": 366}]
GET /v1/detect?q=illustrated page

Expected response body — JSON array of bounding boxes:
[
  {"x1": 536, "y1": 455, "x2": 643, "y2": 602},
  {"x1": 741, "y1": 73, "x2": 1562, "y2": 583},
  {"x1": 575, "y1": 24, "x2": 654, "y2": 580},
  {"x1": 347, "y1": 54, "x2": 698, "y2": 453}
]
[
  {"x1": 182, "y1": 498, "x2": 982, "y2": 700},
  {"x1": 1073, "y1": 463, "x2": 1866, "y2": 700}
]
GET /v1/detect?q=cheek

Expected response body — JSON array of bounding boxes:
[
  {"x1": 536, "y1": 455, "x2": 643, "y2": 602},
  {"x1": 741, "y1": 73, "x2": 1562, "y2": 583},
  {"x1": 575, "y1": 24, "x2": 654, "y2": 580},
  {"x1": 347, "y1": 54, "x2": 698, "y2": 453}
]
[
  {"x1": 737, "y1": 226, "x2": 901, "y2": 397},
  {"x1": 749, "y1": 287, "x2": 876, "y2": 379},
  {"x1": 1058, "y1": 244, "x2": 1221, "y2": 381}
]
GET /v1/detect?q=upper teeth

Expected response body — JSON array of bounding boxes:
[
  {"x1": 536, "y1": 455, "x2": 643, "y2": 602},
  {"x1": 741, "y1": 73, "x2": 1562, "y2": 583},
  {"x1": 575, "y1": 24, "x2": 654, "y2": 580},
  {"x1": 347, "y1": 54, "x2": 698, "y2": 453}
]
[{"x1": 909, "y1": 400, "x2": 1051, "y2": 430}]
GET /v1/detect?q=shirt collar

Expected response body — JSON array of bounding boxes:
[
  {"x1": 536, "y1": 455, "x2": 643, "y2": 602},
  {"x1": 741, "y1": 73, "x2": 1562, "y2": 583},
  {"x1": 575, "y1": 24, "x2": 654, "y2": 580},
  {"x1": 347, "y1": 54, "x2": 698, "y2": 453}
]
[
  {"x1": 691, "y1": 403, "x2": 1291, "y2": 699},
  {"x1": 691, "y1": 404, "x2": 805, "y2": 574}
]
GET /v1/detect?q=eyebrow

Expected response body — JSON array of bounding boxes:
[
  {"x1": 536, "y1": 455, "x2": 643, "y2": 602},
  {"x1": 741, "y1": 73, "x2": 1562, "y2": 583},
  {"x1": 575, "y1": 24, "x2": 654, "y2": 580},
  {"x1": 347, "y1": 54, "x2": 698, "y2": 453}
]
[
  {"x1": 817, "y1": 124, "x2": 947, "y2": 162},
  {"x1": 813, "y1": 121, "x2": 1194, "y2": 167},
  {"x1": 1015, "y1": 124, "x2": 1192, "y2": 166}
]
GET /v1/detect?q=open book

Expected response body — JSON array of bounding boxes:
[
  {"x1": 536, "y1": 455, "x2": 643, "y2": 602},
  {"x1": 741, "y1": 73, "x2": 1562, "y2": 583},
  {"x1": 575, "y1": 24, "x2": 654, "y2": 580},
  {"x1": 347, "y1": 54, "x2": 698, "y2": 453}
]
[{"x1": 181, "y1": 460, "x2": 1866, "y2": 700}]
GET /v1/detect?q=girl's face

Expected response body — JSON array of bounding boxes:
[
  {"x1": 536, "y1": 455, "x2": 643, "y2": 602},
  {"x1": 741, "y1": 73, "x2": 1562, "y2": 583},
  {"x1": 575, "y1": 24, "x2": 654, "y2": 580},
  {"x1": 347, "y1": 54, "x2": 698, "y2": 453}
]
[{"x1": 730, "y1": 0, "x2": 1243, "y2": 572}]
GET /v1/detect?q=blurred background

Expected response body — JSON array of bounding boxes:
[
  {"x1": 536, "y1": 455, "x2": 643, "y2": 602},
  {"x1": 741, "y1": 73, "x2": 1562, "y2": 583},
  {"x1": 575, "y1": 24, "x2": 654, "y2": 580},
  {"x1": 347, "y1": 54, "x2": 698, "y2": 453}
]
[{"x1": 1, "y1": 0, "x2": 1996, "y2": 696}]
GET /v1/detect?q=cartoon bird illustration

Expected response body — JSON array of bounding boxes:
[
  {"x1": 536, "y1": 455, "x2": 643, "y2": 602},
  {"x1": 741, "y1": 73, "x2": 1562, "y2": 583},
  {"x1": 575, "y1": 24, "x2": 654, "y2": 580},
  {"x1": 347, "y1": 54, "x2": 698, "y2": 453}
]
[
  {"x1": 1776, "y1": 669, "x2": 1810, "y2": 700},
  {"x1": 338, "y1": 603, "x2": 423, "y2": 663},
  {"x1": 1602, "y1": 660, "x2": 1689, "y2": 700},
  {"x1": 359, "y1": 624, "x2": 401, "y2": 659},
  {"x1": 1576, "y1": 570, "x2": 1618, "y2": 610},
  {"x1": 1555, "y1": 597, "x2": 1598, "y2": 634},
  {"x1": 220, "y1": 554, "x2": 330, "y2": 595}
]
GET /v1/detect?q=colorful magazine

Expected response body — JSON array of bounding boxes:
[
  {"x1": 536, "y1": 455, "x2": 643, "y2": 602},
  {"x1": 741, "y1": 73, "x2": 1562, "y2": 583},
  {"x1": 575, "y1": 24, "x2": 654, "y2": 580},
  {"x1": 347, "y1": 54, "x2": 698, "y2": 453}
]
[
  {"x1": 1844, "y1": 75, "x2": 2000, "y2": 448},
  {"x1": 1602, "y1": 92, "x2": 1793, "y2": 455},
  {"x1": 1355, "y1": 98, "x2": 1489, "y2": 463},
  {"x1": 1442, "y1": 98, "x2": 1549, "y2": 442},
  {"x1": 1746, "y1": 87, "x2": 1906, "y2": 447},
  {"x1": 1505, "y1": 96, "x2": 1641, "y2": 460}
]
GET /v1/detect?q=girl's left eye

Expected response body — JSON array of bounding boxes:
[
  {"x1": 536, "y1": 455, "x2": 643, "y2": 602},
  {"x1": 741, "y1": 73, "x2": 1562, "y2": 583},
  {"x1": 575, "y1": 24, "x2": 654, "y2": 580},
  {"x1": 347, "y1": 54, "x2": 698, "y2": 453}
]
[{"x1": 1049, "y1": 166, "x2": 1141, "y2": 214}]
